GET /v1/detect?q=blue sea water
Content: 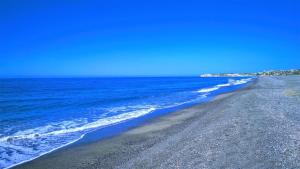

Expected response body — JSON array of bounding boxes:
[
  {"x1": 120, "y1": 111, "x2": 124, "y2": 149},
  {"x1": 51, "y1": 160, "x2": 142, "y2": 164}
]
[{"x1": 0, "y1": 77, "x2": 253, "y2": 168}]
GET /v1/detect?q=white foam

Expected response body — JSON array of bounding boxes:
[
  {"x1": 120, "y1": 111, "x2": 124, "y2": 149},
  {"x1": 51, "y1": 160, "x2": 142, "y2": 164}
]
[
  {"x1": 0, "y1": 107, "x2": 157, "y2": 169},
  {"x1": 50, "y1": 107, "x2": 156, "y2": 135},
  {"x1": 0, "y1": 107, "x2": 156, "y2": 142},
  {"x1": 197, "y1": 86, "x2": 220, "y2": 93},
  {"x1": 2, "y1": 134, "x2": 85, "y2": 169},
  {"x1": 230, "y1": 78, "x2": 252, "y2": 85},
  {"x1": 197, "y1": 78, "x2": 253, "y2": 94},
  {"x1": 216, "y1": 83, "x2": 231, "y2": 87}
]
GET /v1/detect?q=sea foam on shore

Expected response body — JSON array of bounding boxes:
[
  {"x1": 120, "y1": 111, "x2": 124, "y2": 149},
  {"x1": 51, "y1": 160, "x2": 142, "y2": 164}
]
[{"x1": 197, "y1": 78, "x2": 252, "y2": 93}]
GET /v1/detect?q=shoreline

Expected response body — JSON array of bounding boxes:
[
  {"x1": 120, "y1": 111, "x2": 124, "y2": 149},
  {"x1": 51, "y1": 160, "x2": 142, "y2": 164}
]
[
  {"x1": 7, "y1": 78, "x2": 254, "y2": 169},
  {"x1": 13, "y1": 79, "x2": 255, "y2": 169},
  {"x1": 16, "y1": 76, "x2": 300, "y2": 168}
]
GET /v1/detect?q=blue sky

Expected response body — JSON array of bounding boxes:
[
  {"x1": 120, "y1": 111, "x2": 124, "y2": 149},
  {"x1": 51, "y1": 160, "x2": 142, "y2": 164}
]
[{"x1": 1, "y1": 0, "x2": 299, "y2": 76}]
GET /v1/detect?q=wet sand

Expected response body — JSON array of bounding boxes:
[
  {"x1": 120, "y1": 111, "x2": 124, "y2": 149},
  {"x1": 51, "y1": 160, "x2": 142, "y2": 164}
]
[{"x1": 15, "y1": 76, "x2": 300, "y2": 169}]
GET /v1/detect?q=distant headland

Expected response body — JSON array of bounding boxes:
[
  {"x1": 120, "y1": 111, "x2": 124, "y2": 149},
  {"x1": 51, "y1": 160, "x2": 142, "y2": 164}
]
[{"x1": 200, "y1": 69, "x2": 300, "y2": 77}]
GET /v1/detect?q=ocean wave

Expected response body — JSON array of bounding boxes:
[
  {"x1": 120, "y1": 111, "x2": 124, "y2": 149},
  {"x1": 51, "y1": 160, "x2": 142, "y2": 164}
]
[
  {"x1": 0, "y1": 134, "x2": 84, "y2": 169},
  {"x1": 0, "y1": 107, "x2": 157, "y2": 168},
  {"x1": 197, "y1": 86, "x2": 220, "y2": 93},
  {"x1": 229, "y1": 78, "x2": 252, "y2": 85},
  {"x1": 0, "y1": 107, "x2": 156, "y2": 142},
  {"x1": 197, "y1": 78, "x2": 252, "y2": 93},
  {"x1": 1, "y1": 95, "x2": 214, "y2": 168}
]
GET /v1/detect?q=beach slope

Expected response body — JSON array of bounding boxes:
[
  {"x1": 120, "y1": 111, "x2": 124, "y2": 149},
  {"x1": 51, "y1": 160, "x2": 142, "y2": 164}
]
[{"x1": 15, "y1": 76, "x2": 300, "y2": 169}]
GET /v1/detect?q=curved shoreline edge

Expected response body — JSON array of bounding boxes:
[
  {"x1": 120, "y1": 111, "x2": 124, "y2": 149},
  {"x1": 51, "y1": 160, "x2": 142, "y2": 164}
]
[
  {"x1": 3, "y1": 77, "x2": 256, "y2": 169},
  {"x1": 12, "y1": 78, "x2": 259, "y2": 169},
  {"x1": 14, "y1": 79, "x2": 280, "y2": 168}
]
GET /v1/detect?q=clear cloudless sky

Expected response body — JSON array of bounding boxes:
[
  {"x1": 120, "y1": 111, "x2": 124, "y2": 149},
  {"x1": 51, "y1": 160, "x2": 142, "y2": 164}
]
[{"x1": 0, "y1": 0, "x2": 299, "y2": 77}]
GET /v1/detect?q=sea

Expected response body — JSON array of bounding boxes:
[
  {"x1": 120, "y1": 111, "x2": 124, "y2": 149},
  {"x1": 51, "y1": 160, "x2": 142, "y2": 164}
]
[{"x1": 0, "y1": 77, "x2": 253, "y2": 168}]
